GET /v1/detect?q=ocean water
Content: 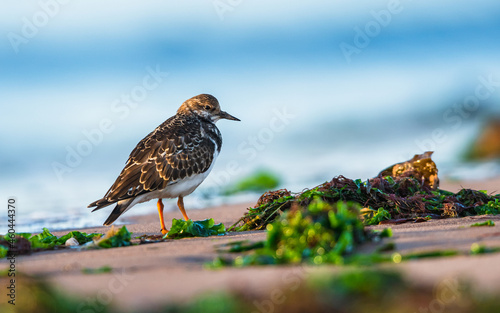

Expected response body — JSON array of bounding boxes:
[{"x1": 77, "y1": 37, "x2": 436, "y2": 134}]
[{"x1": 1, "y1": 1, "x2": 500, "y2": 232}]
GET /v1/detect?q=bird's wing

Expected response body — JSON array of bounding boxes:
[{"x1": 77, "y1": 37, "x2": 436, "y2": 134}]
[{"x1": 89, "y1": 116, "x2": 216, "y2": 208}]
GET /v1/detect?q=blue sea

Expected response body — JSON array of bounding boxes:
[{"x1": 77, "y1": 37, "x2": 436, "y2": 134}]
[{"x1": 1, "y1": 1, "x2": 500, "y2": 232}]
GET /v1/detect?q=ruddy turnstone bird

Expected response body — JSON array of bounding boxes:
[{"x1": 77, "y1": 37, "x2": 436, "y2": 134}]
[{"x1": 88, "y1": 94, "x2": 240, "y2": 234}]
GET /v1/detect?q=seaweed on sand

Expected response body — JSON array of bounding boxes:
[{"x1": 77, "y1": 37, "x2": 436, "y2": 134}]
[
  {"x1": 217, "y1": 200, "x2": 374, "y2": 266},
  {"x1": 229, "y1": 189, "x2": 293, "y2": 231},
  {"x1": 215, "y1": 197, "x2": 500, "y2": 267},
  {"x1": 0, "y1": 228, "x2": 102, "y2": 258},
  {"x1": 215, "y1": 198, "x2": 500, "y2": 268},
  {"x1": 0, "y1": 227, "x2": 132, "y2": 258},
  {"x1": 230, "y1": 152, "x2": 500, "y2": 231}
]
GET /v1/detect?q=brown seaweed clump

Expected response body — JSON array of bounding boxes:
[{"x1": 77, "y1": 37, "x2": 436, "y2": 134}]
[
  {"x1": 230, "y1": 152, "x2": 500, "y2": 231},
  {"x1": 0, "y1": 236, "x2": 32, "y2": 256},
  {"x1": 255, "y1": 189, "x2": 292, "y2": 206},
  {"x1": 228, "y1": 189, "x2": 293, "y2": 231}
]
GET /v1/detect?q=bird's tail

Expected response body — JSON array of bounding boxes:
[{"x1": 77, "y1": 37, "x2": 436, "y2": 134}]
[
  {"x1": 103, "y1": 198, "x2": 135, "y2": 226},
  {"x1": 88, "y1": 198, "x2": 113, "y2": 211}
]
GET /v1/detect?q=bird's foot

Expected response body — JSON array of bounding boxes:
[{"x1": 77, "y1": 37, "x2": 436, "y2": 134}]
[{"x1": 161, "y1": 228, "x2": 169, "y2": 235}]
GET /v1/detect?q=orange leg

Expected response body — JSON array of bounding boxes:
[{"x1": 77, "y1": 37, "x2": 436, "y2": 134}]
[
  {"x1": 177, "y1": 196, "x2": 189, "y2": 221},
  {"x1": 157, "y1": 199, "x2": 168, "y2": 234}
]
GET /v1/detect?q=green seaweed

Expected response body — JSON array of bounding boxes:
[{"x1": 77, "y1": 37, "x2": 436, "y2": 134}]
[
  {"x1": 29, "y1": 228, "x2": 58, "y2": 249},
  {"x1": 362, "y1": 208, "x2": 391, "y2": 225},
  {"x1": 375, "y1": 242, "x2": 396, "y2": 252},
  {"x1": 470, "y1": 243, "x2": 500, "y2": 255},
  {"x1": 402, "y1": 250, "x2": 459, "y2": 260},
  {"x1": 81, "y1": 265, "x2": 113, "y2": 274},
  {"x1": 474, "y1": 199, "x2": 500, "y2": 215},
  {"x1": 166, "y1": 218, "x2": 226, "y2": 239},
  {"x1": 29, "y1": 228, "x2": 101, "y2": 249},
  {"x1": 0, "y1": 245, "x2": 8, "y2": 258},
  {"x1": 470, "y1": 220, "x2": 495, "y2": 227},
  {"x1": 224, "y1": 169, "x2": 280, "y2": 195},
  {"x1": 0, "y1": 227, "x2": 133, "y2": 258},
  {"x1": 57, "y1": 230, "x2": 101, "y2": 245},
  {"x1": 218, "y1": 240, "x2": 265, "y2": 253},
  {"x1": 0, "y1": 228, "x2": 102, "y2": 258},
  {"x1": 167, "y1": 292, "x2": 247, "y2": 313},
  {"x1": 97, "y1": 226, "x2": 132, "y2": 248},
  {"x1": 214, "y1": 200, "x2": 389, "y2": 267},
  {"x1": 371, "y1": 228, "x2": 393, "y2": 238}
]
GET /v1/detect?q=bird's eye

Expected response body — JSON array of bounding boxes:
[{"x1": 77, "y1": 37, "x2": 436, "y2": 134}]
[{"x1": 204, "y1": 105, "x2": 212, "y2": 110}]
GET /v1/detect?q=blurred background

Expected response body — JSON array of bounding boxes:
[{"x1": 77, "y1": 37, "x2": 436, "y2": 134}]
[{"x1": 1, "y1": 0, "x2": 500, "y2": 232}]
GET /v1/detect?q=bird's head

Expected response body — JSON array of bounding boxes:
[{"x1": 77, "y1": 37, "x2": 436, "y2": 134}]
[{"x1": 177, "y1": 94, "x2": 240, "y2": 123}]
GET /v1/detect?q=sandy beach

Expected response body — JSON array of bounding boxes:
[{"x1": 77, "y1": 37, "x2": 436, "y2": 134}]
[{"x1": 2, "y1": 178, "x2": 500, "y2": 311}]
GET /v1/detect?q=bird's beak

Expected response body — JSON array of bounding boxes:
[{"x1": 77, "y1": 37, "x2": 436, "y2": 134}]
[{"x1": 218, "y1": 111, "x2": 240, "y2": 121}]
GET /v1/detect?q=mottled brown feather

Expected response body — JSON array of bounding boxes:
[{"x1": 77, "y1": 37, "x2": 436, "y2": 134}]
[{"x1": 88, "y1": 112, "x2": 222, "y2": 210}]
